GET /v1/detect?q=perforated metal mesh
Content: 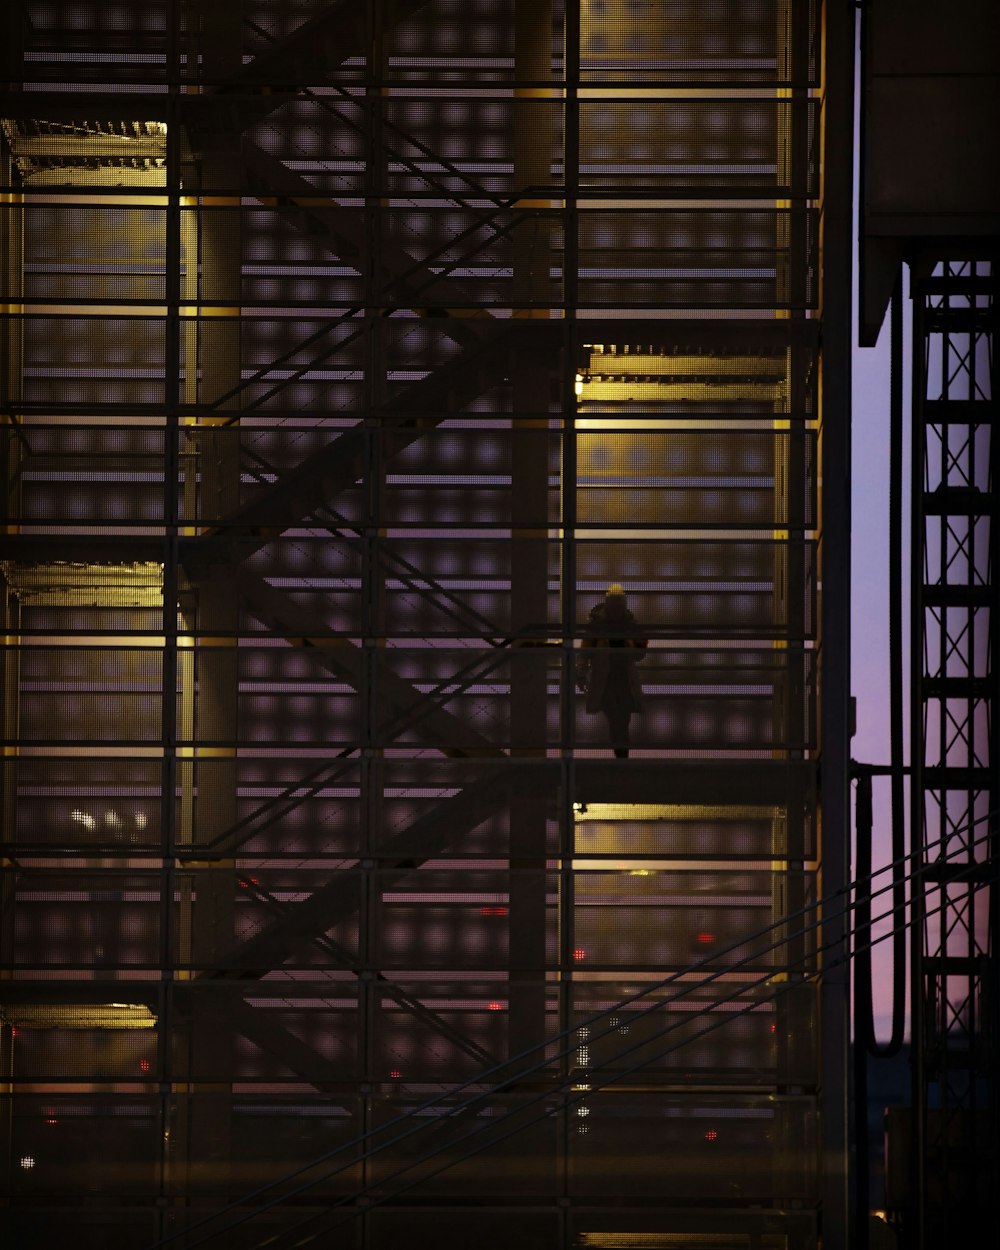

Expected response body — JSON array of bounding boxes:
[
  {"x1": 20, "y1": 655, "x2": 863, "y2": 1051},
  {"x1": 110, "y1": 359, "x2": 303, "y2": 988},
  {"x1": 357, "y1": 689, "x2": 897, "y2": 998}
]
[{"x1": 0, "y1": 3, "x2": 835, "y2": 1248}]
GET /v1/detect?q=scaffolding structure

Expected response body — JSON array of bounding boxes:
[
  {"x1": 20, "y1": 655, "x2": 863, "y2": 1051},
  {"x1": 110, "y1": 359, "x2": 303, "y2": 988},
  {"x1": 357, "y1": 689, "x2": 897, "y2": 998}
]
[
  {"x1": 900, "y1": 261, "x2": 998, "y2": 1245},
  {"x1": 0, "y1": 4, "x2": 854, "y2": 1248},
  {"x1": 858, "y1": 4, "x2": 1000, "y2": 1243}
]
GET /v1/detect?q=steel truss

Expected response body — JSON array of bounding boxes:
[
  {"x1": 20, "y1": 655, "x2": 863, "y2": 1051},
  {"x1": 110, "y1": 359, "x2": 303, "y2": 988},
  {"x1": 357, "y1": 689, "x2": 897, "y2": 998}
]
[
  {"x1": 904, "y1": 261, "x2": 999, "y2": 1247},
  {"x1": 0, "y1": 4, "x2": 853, "y2": 1248}
]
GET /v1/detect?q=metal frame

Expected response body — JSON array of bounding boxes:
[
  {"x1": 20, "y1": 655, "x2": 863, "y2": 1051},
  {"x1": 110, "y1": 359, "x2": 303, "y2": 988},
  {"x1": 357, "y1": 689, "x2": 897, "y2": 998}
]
[
  {"x1": 0, "y1": 4, "x2": 851, "y2": 1248},
  {"x1": 906, "y1": 260, "x2": 998, "y2": 1248}
]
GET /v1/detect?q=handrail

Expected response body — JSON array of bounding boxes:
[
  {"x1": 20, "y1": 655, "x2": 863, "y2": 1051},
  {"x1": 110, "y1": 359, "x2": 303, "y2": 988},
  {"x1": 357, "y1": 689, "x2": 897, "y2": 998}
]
[{"x1": 142, "y1": 806, "x2": 1000, "y2": 1249}]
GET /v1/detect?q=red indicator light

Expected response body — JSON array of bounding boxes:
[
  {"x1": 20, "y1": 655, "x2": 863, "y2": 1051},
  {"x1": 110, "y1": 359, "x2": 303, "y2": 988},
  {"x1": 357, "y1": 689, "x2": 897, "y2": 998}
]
[
  {"x1": 770, "y1": 1022, "x2": 777, "y2": 1034},
  {"x1": 480, "y1": 906, "x2": 508, "y2": 916},
  {"x1": 389, "y1": 1069, "x2": 401, "y2": 1079},
  {"x1": 572, "y1": 948, "x2": 587, "y2": 961},
  {"x1": 45, "y1": 1118, "x2": 58, "y2": 1126},
  {"x1": 705, "y1": 1129, "x2": 718, "y2": 1142},
  {"x1": 487, "y1": 1001, "x2": 504, "y2": 1011},
  {"x1": 696, "y1": 932, "x2": 715, "y2": 945},
  {"x1": 139, "y1": 1059, "x2": 151, "y2": 1073}
]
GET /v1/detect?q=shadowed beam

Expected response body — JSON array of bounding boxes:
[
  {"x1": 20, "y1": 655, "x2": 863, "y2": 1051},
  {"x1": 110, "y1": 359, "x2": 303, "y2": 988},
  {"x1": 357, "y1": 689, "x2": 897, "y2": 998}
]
[
  {"x1": 217, "y1": 0, "x2": 430, "y2": 95},
  {"x1": 209, "y1": 762, "x2": 557, "y2": 977},
  {"x1": 189, "y1": 146, "x2": 514, "y2": 425},
  {"x1": 187, "y1": 962, "x2": 497, "y2": 1081},
  {"x1": 199, "y1": 646, "x2": 517, "y2": 858},
  {"x1": 239, "y1": 140, "x2": 494, "y2": 346},
  {"x1": 234, "y1": 572, "x2": 505, "y2": 759},
  {"x1": 226, "y1": 987, "x2": 496, "y2": 1083},
  {"x1": 190, "y1": 994, "x2": 348, "y2": 1089},
  {"x1": 178, "y1": 2, "x2": 432, "y2": 137},
  {"x1": 180, "y1": 321, "x2": 555, "y2": 548}
]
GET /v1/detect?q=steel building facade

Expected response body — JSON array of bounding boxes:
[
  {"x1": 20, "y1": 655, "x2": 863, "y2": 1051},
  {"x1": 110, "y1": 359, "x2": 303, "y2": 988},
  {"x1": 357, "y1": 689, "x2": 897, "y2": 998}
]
[{"x1": 0, "y1": 3, "x2": 854, "y2": 1248}]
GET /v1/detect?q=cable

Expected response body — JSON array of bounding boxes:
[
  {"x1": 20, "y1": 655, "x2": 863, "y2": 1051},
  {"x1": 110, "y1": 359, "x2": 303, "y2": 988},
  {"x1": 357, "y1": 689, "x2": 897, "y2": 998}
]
[
  {"x1": 141, "y1": 806, "x2": 1000, "y2": 1249},
  {"x1": 172, "y1": 824, "x2": 998, "y2": 1250},
  {"x1": 158, "y1": 811, "x2": 999, "y2": 1246},
  {"x1": 243, "y1": 891, "x2": 969, "y2": 1250}
]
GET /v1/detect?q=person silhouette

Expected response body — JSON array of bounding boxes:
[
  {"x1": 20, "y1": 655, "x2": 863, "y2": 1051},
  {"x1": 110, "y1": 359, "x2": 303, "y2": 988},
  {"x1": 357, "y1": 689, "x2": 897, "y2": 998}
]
[{"x1": 576, "y1": 583, "x2": 648, "y2": 758}]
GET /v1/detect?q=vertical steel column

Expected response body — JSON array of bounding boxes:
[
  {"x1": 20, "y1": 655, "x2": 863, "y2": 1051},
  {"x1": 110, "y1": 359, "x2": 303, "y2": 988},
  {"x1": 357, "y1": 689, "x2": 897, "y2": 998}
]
[
  {"x1": 360, "y1": 9, "x2": 389, "y2": 1236},
  {"x1": 180, "y1": 0, "x2": 246, "y2": 1208},
  {"x1": 158, "y1": 8, "x2": 182, "y2": 1226},
  {"x1": 0, "y1": 50, "x2": 23, "y2": 1219},
  {"x1": 817, "y1": 3, "x2": 856, "y2": 1248},
  {"x1": 508, "y1": 0, "x2": 554, "y2": 1067},
  {"x1": 559, "y1": 6, "x2": 580, "y2": 1231}
]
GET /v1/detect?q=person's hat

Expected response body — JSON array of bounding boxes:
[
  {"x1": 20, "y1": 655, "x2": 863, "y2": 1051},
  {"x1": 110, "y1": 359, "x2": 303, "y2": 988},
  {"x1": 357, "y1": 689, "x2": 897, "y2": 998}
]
[{"x1": 606, "y1": 583, "x2": 625, "y2": 597}]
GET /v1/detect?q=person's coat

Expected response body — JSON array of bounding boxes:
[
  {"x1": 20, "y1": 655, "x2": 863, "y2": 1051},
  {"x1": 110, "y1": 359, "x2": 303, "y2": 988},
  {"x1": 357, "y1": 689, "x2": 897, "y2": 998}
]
[{"x1": 577, "y1": 602, "x2": 648, "y2": 715}]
